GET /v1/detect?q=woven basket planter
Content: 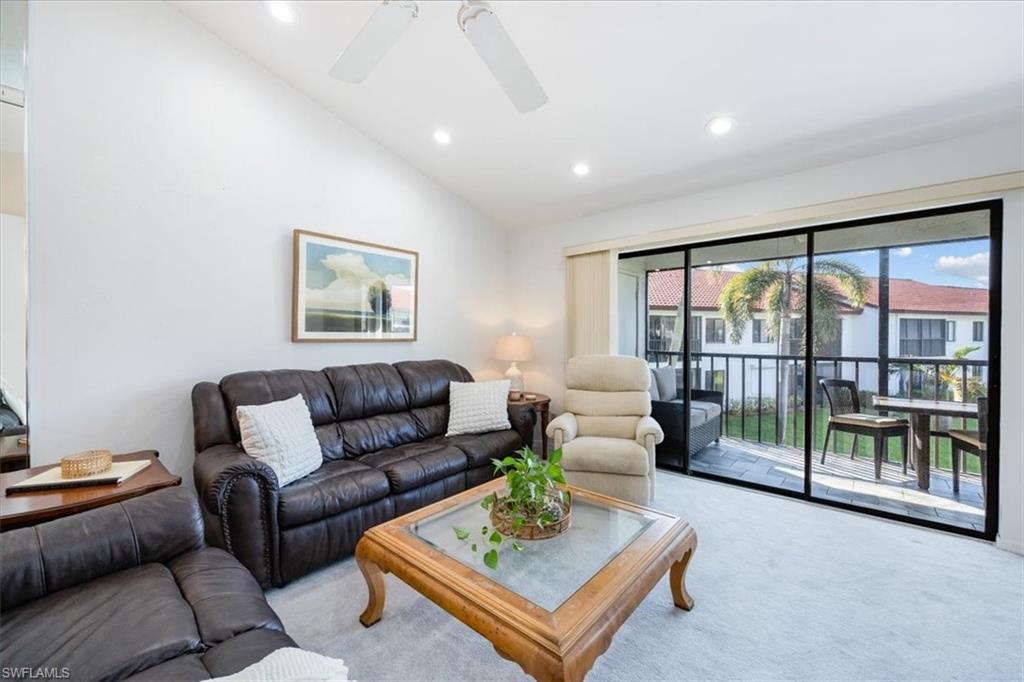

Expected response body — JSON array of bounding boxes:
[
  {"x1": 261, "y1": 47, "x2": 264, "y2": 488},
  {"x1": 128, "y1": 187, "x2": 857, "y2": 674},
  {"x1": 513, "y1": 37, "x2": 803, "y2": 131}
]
[{"x1": 489, "y1": 493, "x2": 571, "y2": 541}]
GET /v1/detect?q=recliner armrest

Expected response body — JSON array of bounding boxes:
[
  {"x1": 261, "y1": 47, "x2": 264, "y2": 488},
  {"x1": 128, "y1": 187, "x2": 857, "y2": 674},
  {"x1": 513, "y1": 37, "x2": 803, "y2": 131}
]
[
  {"x1": 546, "y1": 412, "x2": 578, "y2": 448},
  {"x1": 636, "y1": 415, "x2": 665, "y2": 446},
  {"x1": 194, "y1": 443, "x2": 279, "y2": 516}
]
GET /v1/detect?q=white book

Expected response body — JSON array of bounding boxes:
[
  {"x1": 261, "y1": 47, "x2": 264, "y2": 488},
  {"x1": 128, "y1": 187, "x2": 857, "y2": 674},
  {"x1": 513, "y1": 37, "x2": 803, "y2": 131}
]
[{"x1": 6, "y1": 460, "x2": 151, "y2": 494}]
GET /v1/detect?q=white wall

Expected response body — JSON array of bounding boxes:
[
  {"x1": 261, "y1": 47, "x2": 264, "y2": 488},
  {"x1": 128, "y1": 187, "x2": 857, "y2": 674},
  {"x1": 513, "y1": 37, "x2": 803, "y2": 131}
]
[
  {"x1": 1, "y1": 212, "x2": 27, "y2": 412},
  {"x1": 27, "y1": 1, "x2": 509, "y2": 476},
  {"x1": 508, "y1": 127, "x2": 1023, "y2": 553}
]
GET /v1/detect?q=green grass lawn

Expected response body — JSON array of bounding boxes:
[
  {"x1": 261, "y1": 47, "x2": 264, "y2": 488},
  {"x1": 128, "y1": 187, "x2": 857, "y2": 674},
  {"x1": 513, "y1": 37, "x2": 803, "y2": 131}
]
[{"x1": 722, "y1": 406, "x2": 981, "y2": 475}]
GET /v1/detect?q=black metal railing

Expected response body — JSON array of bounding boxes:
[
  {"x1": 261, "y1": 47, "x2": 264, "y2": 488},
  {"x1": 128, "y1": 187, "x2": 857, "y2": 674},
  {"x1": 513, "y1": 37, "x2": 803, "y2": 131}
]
[{"x1": 645, "y1": 349, "x2": 988, "y2": 472}]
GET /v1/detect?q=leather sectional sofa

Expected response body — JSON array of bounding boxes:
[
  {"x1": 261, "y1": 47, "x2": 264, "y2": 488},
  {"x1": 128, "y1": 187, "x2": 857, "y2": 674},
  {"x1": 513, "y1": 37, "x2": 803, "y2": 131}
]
[
  {"x1": 192, "y1": 359, "x2": 534, "y2": 587},
  {"x1": 0, "y1": 487, "x2": 294, "y2": 681}
]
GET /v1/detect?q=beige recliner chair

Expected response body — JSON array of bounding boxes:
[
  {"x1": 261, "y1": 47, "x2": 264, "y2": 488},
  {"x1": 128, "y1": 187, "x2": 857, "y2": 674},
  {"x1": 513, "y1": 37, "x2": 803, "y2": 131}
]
[{"x1": 545, "y1": 355, "x2": 664, "y2": 505}]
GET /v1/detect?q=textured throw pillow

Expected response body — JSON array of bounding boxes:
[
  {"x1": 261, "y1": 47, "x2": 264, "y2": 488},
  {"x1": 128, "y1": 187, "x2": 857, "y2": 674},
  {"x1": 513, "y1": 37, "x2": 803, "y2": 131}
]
[
  {"x1": 237, "y1": 394, "x2": 322, "y2": 487},
  {"x1": 446, "y1": 380, "x2": 512, "y2": 436},
  {"x1": 652, "y1": 366, "x2": 678, "y2": 401}
]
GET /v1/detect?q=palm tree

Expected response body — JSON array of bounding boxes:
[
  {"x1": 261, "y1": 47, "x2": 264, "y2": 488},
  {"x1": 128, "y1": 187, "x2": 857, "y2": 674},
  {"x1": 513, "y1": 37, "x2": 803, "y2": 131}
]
[
  {"x1": 936, "y1": 345, "x2": 983, "y2": 402},
  {"x1": 718, "y1": 258, "x2": 868, "y2": 443}
]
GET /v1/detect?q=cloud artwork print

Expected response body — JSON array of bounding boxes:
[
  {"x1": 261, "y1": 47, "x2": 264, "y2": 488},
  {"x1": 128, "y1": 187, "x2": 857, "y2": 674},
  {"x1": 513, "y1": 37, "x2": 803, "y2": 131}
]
[{"x1": 293, "y1": 230, "x2": 418, "y2": 342}]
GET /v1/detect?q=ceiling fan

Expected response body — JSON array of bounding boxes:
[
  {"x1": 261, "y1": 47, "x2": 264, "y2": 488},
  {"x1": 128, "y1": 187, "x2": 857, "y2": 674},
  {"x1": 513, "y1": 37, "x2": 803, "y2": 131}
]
[{"x1": 329, "y1": 0, "x2": 548, "y2": 114}]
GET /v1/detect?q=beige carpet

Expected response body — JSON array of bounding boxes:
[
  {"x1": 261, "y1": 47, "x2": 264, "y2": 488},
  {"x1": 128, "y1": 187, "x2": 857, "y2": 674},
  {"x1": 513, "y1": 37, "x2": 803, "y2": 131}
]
[{"x1": 267, "y1": 470, "x2": 1023, "y2": 681}]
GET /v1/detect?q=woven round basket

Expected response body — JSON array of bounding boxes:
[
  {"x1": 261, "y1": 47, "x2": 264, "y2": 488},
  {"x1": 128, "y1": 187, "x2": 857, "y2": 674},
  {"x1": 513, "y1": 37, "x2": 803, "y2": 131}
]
[
  {"x1": 489, "y1": 494, "x2": 572, "y2": 541},
  {"x1": 61, "y1": 449, "x2": 113, "y2": 479}
]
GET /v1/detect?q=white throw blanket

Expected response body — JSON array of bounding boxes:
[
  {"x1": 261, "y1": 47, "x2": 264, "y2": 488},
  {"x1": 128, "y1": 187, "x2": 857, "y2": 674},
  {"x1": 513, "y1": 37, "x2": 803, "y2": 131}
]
[{"x1": 211, "y1": 648, "x2": 350, "y2": 682}]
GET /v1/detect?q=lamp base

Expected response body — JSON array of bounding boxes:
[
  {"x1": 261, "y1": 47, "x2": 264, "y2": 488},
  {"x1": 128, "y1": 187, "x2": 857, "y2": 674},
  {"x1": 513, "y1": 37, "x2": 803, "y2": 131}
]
[{"x1": 504, "y1": 362, "x2": 525, "y2": 393}]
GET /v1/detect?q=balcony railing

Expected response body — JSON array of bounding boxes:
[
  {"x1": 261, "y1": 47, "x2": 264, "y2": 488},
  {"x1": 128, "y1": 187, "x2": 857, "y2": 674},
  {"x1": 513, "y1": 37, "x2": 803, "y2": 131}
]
[{"x1": 645, "y1": 349, "x2": 987, "y2": 472}]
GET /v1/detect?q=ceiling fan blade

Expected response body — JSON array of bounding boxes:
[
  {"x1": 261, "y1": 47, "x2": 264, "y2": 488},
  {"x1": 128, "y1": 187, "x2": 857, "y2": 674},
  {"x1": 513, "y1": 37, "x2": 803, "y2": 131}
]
[
  {"x1": 458, "y1": 1, "x2": 548, "y2": 114},
  {"x1": 329, "y1": 1, "x2": 419, "y2": 83}
]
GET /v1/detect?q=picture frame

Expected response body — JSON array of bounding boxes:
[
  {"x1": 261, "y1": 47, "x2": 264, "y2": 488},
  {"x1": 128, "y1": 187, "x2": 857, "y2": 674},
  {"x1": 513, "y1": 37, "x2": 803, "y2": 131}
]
[{"x1": 292, "y1": 229, "x2": 419, "y2": 342}]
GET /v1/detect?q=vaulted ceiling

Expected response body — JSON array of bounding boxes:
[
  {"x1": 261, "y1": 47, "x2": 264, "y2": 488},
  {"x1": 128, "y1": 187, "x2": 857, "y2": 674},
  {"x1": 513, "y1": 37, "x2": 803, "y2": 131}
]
[{"x1": 173, "y1": 1, "x2": 1024, "y2": 228}]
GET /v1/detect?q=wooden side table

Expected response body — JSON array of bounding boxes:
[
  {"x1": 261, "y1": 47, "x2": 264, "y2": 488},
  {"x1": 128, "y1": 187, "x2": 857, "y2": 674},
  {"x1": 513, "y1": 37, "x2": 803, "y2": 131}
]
[
  {"x1": 509, "y1": 392, "x2": 551, "y2": 456},
  {"x1": 0, "y1": 450, "x2": 181, "y2": 531}
]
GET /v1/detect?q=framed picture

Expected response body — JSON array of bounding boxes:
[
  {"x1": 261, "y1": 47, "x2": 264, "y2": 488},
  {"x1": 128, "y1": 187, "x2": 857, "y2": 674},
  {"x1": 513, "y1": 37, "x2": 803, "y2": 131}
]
[{"x1": 292, "y1": 229, "x2": 418, "y2": 342}]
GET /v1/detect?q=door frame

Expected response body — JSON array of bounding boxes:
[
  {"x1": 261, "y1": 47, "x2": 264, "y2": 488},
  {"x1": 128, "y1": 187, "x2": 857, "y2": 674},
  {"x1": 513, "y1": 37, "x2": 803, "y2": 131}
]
[{"x1": 619, "y1": 199, "x2": 1002, "y2": 541}]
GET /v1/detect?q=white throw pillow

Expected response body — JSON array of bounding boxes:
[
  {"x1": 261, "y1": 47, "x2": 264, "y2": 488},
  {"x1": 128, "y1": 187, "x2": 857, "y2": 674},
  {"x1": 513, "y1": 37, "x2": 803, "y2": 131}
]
[
  {"x1": 237, "y1": 394, "x2": 322, "y2": 487},
  {"x1": 446, "y1": 380, "x2": 512, "y2": 436}
]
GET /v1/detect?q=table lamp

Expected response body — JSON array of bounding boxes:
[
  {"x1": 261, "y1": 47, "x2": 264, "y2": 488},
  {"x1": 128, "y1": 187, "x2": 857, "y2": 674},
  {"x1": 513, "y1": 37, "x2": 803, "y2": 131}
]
[{"x1": 496, "y1": 333, "x2": 531, "y2": 394}]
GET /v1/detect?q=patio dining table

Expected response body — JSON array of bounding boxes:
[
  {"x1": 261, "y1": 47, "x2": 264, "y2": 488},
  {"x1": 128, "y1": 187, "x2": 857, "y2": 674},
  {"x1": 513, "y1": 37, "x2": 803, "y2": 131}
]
[{"x1": 872, "y1": 396, "x2": 978, "y2": 492}]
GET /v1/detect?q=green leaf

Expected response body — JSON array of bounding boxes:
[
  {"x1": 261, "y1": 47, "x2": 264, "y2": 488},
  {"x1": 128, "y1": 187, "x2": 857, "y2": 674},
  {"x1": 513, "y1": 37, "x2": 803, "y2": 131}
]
[
  {"x1": 546, "y1": 463, "x2": 562, "y2": 479},
  {"x1": 510, "y1": 541, "x2": 524, "y2": 552},
  {"x1": 480, "y1": 493, "x2": 495, "y2": 511},
  {"x1": 488, "y1": 531, "x2": 503, "y2": 545},
  {"x1": 481, "y1": 526, "x2": 489, "y2": 535},
  {"x1": 548, "y1": 449, "x2": 562, "y2": 465},
  {"x1": 453, "y1": 526, "x2": 470, "y2": 541},
  {"x1": 470, "y1": 543, "x2": 477, "y2": 552},
  {"x1": 483, "y1": 549, "x2": 499, "y2": 570},
  {"x1": 511, "y1": 516, "x2": 525, "y2": 531}
]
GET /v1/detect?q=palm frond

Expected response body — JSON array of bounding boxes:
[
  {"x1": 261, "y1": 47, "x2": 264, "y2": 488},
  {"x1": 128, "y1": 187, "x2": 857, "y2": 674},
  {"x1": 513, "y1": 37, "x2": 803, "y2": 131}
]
[
  {"x1": 719, "y1": 264, "x2": 781, "y2": 344},
  {"x1": 813, "y1": 258, "x2": 869, "y2": 308}
]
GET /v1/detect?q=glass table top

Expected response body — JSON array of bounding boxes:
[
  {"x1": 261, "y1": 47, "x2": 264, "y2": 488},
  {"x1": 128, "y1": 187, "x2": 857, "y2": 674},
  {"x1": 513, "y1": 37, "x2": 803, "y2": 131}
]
[{"x1": 410, "y1": 491, "x2": 656, "y2": 611}]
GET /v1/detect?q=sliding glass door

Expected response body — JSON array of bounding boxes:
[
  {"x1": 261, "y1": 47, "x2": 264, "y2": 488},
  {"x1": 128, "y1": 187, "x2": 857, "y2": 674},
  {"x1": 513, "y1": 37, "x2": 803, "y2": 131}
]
[{"x1": 615, "y1": 200, "x2": 1001, "y2": 539}]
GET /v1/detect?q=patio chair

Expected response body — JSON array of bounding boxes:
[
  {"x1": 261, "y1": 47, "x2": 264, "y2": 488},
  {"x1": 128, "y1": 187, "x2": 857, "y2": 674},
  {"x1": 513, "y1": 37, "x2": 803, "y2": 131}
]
[
  {"x1": 947, "y1": 397, "x2": 988, "y2": 499},
  {"x1": 819, "y1": 379, "x2": 908, "y2": 479}
]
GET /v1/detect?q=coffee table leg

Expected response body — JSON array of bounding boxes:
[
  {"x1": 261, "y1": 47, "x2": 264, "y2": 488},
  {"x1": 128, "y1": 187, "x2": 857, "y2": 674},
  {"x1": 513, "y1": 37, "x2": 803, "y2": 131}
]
[
  {"x1": 355, "y1": 543, "x2": 386, "y2": 627},
  {"x1": 670, "y1": 532, "x2": 697, "y2": 611}
]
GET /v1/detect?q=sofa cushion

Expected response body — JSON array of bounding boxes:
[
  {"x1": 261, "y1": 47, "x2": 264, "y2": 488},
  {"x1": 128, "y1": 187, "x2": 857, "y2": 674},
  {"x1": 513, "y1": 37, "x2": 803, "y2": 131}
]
[
  {"x1": 687, "y1": 399, "x2": 722, "y2": 427},
  {"x1": 395, "y1": 359, "x2": 473, "y2": 408},
  {"x1": 446, "y1": 380, "x2": 511, "y2": 436},
  {"x1": 201, "y1": 629, "x2": 299, "y2": 680},
  {"x1": 168, "y1": 548, "x2": 285, "y2": 646},
  {"x1": 339, "y1": 412, "x2": 421, "y2": 457},
  {"x1": 278, "y1": 459, "x2": 391, "y2": 528},
  {"x1": 325, "y1": 363, "x2": 411, "y2": 420},
  {"x1": 221, "y1": 370, "x2": 337, "y2": 435},
  {"x1": 652, "y1": 366, "x2": 678, "y2": 401},
  {"x1": 359, "y1": 441, "x2": 468, "y2": 493},
  {"x1": 0, "y1": 563, "x2": 202, "y2": 681},
  {"x1": 442, "y1": 429, "x2": 522, "y2": 468},
  {"x1": 560, "y1": 437, "x2": 650, "y2": 476}
]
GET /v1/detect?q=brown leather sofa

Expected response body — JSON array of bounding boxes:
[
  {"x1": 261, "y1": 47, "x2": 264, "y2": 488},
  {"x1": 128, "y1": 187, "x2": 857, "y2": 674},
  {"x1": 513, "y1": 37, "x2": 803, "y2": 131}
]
[
  {"x1": 0, "y1": 486, "x2": 295, "y2": 681},
  {"x1": 192, "y1": 359, "x2": 534, "y2": 587}
]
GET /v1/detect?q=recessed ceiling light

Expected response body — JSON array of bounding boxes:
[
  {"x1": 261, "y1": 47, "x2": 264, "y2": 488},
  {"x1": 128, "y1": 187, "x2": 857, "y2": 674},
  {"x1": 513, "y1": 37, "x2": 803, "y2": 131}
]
[
  {"x1": 266, "y1": 1, "x2": 295, "y2": 24},
  {"x1": 572, "y1": 162, "x2": 590, "y2": 176},
  {"x1": 433, "y1": 129, "x2": 452, "y2": 145},
  {"x1": 705, "y1": 116, "x2": 735, "y2": 135}
]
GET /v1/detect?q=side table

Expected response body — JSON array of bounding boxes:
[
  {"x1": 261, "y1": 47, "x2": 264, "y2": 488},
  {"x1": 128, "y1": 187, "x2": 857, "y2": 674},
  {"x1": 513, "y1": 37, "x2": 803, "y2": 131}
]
[
  {"x1": 0, "y1": 450, "x2": 181, "y2": 531},
  {"x1": 509, "y1": 392, "x2": 551, "y2": 456}
]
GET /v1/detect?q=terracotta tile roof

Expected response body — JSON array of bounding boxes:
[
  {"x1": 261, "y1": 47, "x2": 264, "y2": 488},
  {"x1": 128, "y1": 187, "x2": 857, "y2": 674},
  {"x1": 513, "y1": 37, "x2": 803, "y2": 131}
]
[{"x1": 647, "y1": 269, "x2": 988, "y2": 315}]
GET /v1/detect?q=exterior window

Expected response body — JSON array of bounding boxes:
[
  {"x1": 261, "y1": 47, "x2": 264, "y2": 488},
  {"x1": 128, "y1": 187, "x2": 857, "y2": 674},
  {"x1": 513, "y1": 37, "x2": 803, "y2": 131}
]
[
  {"x1": 752, "y1": 319, "x2": 771, "y2": 343},
  {"x1": 973, "y1": 321, "x2": 984, "y2": 342},
  {"x1": 705, "y1": 318, "x2": 726, "y2": 344},
  {"x1": 900, "y1": 318, "x2": 946, "y2": 357},
  {"x1": 704, "y1": 369, "x2": 725, "y2": 392},
  {"x1": 946, "y1": 321, "x2": 956, "y2": 342},
  {"x1": 690, "y1": 315, "x2": 702, "y2": 354},
  {"x1": 647, "y1": 315, "x2": 674, "y2": 352}
]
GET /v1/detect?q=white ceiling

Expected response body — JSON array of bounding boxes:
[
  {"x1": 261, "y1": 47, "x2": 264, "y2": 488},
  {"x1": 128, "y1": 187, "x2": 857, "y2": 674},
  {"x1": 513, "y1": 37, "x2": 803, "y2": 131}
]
[{"x1": 172, "y1": 1, "x2": 1024, "y2": 228}]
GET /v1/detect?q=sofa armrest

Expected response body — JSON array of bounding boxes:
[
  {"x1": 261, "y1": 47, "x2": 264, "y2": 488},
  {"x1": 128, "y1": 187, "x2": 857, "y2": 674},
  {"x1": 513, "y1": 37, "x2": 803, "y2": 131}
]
[
  {"x1": 193, "y1": 444, "x2": 281, "y2": 588},
  {"x1": 690, "y1": 389, "x2": 724, "y2": 406},
  {"x1": 651, "y1": 400, "x2": 685, "y2": 442},
  {"x1": 545, "y1": 412, "x2": 578, "y2": 450},
  {"x1": 194, "y1": 444, "x2": 279, "y2": 515},
  {"x1": 507, "y1": 403, "x2": 537, "y2": 449}
]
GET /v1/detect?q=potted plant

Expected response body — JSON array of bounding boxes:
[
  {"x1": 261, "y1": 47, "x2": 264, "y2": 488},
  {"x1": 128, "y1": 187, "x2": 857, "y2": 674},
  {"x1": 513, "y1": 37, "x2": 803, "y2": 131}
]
[{"x1": 453, "y1": 446, "x2": 570, "y2": 570}]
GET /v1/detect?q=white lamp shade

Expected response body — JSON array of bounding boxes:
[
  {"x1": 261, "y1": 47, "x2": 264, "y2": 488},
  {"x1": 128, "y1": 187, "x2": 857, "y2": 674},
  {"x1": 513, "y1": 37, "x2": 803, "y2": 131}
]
[{"x1": 496, "y1": 334, "x2": 532, "y2": 362}]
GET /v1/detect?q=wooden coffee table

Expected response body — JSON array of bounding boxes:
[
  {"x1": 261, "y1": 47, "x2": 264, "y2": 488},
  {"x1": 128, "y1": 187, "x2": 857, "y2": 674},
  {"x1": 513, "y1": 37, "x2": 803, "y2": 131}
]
[
  {"x1": 0, "y1": 451, "x2": 180, "y2": 531},
  {"x1": 355, "y1": 479, "x2": 697, "y2": 682}
]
